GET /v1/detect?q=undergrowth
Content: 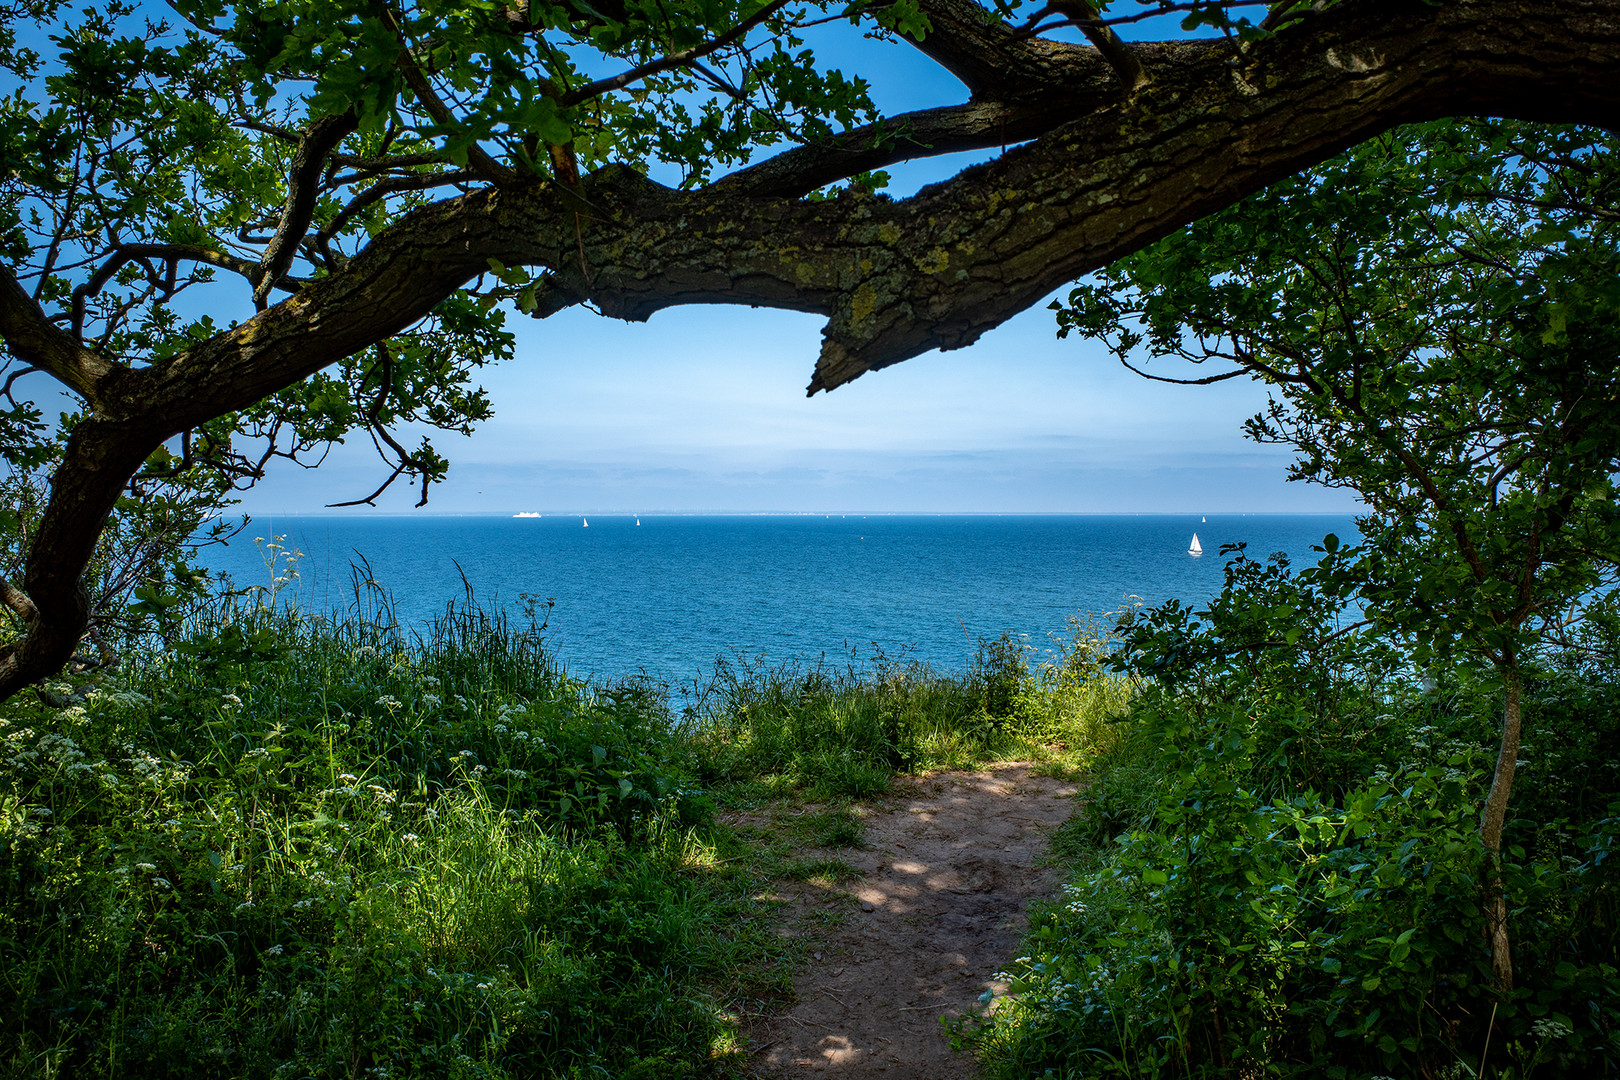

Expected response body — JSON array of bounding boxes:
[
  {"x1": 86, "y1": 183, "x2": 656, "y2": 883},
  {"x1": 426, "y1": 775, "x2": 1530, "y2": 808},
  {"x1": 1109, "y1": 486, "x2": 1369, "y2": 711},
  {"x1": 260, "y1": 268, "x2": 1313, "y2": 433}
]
[
  {"x1": 958, "y1": 553, "x2": 1620, "y2": 1080},
  {"x1": 0, "y1": 594, "x2": 770, "y2": 1080},
  {"x1": 0, "y1": 579, "x2": 1113, "y2": 1078}
]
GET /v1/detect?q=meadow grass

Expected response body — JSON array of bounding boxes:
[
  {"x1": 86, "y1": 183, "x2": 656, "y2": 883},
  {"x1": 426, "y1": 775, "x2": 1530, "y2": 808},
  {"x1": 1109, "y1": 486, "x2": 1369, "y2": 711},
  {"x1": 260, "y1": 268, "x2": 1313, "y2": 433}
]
[{"x1": 0, "y1": 591, "x2": 1125, "y2": 1079}]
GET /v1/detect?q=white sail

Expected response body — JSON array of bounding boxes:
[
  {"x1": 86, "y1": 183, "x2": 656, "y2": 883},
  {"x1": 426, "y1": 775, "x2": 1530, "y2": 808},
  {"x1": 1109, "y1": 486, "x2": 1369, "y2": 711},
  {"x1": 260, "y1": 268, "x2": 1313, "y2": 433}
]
[
  {"x1": 582, "y1": 517, "x2": 589, "y2": 527},
  {"x1": 1189, "y1": 533, "x2": 1203, "y2": 556}
]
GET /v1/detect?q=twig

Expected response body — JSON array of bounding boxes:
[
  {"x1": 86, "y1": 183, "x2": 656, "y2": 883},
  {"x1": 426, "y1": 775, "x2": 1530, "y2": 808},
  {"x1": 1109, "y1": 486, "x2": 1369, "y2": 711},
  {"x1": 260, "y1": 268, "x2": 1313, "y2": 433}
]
[{"x1": 816, "y1": 986, "x2": 851, "y2": 1009}]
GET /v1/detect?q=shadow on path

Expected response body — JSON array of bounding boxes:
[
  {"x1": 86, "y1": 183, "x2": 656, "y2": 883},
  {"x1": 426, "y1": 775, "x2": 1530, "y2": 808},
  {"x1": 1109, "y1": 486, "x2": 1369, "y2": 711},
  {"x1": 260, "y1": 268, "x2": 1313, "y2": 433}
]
[{"x1": 747, "y1": 763, "x2": 1079, "y2": 1079}]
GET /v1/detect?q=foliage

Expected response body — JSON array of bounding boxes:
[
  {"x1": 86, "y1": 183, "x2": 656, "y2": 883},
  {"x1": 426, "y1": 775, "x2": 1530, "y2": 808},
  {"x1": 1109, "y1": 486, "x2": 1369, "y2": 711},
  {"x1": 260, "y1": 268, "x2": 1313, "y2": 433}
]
[
  {"x1": 0, "y1": 593, "x2": 775, "y2": 1079},
  {"x1": 680, "y1": 632, "x2": 1127, "y2": 800},
  {"x1": 1055, "y1": 116, "x2": 1620, "y2": 987},
  {"x1": 1057, "y1": 118, "x2": 1620, "y2": 676},
  {"x1": 962, "y1": 555, "x2": 1620, "y2": 1079}
]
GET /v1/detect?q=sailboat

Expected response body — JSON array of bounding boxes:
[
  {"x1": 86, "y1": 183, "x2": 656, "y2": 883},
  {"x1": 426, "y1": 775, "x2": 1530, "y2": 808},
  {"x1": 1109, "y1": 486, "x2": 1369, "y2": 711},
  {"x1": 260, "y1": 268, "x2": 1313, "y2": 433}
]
[
  {"x1": 635, "y1": 517, "x2": 640, "y2": 526},
  {"x1": 582, "y1": 517, "x2": 589, "y2": 528},
  {"x1": 1189, "y1": 533, "x2": 1203, "y2": 556}
]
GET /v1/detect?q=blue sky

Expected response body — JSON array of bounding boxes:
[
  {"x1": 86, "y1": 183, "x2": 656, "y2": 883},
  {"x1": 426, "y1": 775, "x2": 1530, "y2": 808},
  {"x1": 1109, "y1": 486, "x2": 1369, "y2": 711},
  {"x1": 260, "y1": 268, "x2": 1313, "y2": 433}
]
[
  {"x1": 242, "y1": 298, "x2": 1354, "y2": 515},
  {"x1": 213, "y1": 9, "x2": 1358, "y2": 517}
]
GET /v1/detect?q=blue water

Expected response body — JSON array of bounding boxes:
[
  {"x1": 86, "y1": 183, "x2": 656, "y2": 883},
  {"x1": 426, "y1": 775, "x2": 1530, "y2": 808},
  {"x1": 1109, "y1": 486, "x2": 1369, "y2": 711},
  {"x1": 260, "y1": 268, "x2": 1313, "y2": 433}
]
[{"x1": 202, "y1": 514, "x2": 1356, "y2": 684}]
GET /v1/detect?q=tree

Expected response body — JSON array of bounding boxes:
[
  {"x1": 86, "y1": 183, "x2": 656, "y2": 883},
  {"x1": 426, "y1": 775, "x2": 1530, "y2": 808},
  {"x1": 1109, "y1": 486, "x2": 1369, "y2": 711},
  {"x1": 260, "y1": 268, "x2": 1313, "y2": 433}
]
[
  {"x1": 1, "y1": 0, "x2": 1619, "y2": 700},
  {"x1": 1056, "y1": 118, "x2": 1620, "y2": 990}
]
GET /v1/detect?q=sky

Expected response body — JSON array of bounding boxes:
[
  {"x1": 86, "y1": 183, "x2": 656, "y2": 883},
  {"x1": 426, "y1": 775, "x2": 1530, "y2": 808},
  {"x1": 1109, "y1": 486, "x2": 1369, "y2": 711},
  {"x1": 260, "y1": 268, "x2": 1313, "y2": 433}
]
[{"x1": 206, "y1": 7, "x2": 1358, "y2": 518}]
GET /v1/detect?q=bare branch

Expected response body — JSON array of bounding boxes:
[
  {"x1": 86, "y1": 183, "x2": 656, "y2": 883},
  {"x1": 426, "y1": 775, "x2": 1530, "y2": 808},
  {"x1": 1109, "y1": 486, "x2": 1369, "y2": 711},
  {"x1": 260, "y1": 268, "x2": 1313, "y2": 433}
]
[
  {"x1": 0, "y1": 576, "x2": 38, "y2": 625},
  {"x1": 377, "y1": 5, "x2": 517, "y2": 185},
  {"x1": 320, "y1": 170, "x2": 480, "y2": 252},
  {"x1": 560, "y1": 0, "x2": 793, "y2": 107},
  {"x1": 70, "y1": 243, "x2": 272, "y2": 339}
]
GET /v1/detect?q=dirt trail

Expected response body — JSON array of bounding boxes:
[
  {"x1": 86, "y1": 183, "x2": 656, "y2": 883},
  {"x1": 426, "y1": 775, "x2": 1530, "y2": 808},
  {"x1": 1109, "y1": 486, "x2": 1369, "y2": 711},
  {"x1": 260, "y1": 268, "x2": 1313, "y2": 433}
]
[{"x1": 746, "y1": 763, "x2": 1080, "y2": 1079}]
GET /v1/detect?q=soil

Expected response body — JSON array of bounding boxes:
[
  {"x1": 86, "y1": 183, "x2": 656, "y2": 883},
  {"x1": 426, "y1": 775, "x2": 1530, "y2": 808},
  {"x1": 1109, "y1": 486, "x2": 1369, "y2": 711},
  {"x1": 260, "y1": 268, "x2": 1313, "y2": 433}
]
[{"x1": 742, "y1": 763, "x2": 1080, "y2": 1079}]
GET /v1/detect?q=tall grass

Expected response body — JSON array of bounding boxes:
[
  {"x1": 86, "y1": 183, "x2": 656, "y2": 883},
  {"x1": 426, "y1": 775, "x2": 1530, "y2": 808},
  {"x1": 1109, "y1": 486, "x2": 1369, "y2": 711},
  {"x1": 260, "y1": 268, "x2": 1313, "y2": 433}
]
[
  {"x1": 0, "y1": 592, "x2": 769, "y2": 1079},
  {"x1": 0, "y1": 576, "x2": 1134, "y2": 1079},
  {"x1": 679, "y1": 626, "x2": 1133, "y2": 801}
]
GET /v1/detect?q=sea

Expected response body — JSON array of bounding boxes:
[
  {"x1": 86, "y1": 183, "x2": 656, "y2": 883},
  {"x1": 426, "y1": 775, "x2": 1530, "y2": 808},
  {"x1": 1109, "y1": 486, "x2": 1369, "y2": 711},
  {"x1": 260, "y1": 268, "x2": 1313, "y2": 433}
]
[{"x1": 200, "y1": 514, "x2": 1358, "y2": 686}]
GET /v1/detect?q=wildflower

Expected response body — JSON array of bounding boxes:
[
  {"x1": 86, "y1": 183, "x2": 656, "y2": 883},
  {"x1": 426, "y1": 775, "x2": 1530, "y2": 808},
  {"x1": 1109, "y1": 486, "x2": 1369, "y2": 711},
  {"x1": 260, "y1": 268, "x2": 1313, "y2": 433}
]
[
  {"x1": 152, "y1": 877, "x2": 172, "y2": 888},
  {"x1": 222, "y1": 693, "x2": 242, "y2": 707},
  {"x1": 266, "y1": 944, "x2": 283, "y2": 956},
  {"x1": 135, "y1": 862, "x2": 157, "y2": 872},
  {"x1": 402, "y1": 833, "x2": 420, "y2": 844}
]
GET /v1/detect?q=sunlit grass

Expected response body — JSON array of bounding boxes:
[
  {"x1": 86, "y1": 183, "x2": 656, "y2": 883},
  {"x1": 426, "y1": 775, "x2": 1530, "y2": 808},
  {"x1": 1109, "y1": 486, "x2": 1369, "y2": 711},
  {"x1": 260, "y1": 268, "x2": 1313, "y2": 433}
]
[{"x1": 0, "y1": 574, "x2": 1141, "y2": 1079}]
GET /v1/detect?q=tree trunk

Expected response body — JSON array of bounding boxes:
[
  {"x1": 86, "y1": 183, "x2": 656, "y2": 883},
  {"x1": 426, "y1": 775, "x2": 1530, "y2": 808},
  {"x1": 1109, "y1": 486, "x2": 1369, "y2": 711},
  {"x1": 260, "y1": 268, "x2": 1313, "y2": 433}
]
[{"x1": 1480, "y1": 664, "x2": 1523, "y2": 992}]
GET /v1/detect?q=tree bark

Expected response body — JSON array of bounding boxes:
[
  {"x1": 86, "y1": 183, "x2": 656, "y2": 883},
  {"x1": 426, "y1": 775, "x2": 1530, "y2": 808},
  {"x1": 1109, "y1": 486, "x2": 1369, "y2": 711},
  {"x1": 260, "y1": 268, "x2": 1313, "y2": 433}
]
[
  {"x1": 1481, "y1": 664, "x2": 1523, "y2": 992},
  {"x1": 3, "y1": 0, "x2": 1620, "y2": 699}
]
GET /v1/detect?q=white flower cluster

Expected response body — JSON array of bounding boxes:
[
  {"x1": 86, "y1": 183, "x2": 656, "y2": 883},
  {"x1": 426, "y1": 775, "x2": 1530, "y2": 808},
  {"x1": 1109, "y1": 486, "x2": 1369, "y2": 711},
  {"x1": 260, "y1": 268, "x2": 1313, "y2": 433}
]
[{"x1": 92, "y1": 688, "x2": 152, "y2": 710}]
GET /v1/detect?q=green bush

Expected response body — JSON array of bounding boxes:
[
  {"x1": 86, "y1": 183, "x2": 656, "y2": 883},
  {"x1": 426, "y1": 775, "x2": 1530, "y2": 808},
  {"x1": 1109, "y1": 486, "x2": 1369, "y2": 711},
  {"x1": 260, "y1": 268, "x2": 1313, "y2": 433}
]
[
  {"x1": 0, "y1": 597, "x2": 766, "y2": 1079},
  {"x1": 964, "y1": 553, "x2": 1620, "y2": 1079}
]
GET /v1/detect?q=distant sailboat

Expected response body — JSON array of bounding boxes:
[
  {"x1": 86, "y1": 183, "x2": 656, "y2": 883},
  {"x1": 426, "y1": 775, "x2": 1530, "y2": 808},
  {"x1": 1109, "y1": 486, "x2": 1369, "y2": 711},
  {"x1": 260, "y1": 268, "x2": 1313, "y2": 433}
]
[
  {"x1": 635, "y1": 517, "x2": 641, "y2": 526},
  {"x1": 1202, "y1": 516, "x2": 1206, "y2": 522},
  {"x1": 1189, "y1": 533, "x2": 1203, "y2": 556},
  {"x1": 582, "y1": 517, "x2": 589, "y2": 528}
]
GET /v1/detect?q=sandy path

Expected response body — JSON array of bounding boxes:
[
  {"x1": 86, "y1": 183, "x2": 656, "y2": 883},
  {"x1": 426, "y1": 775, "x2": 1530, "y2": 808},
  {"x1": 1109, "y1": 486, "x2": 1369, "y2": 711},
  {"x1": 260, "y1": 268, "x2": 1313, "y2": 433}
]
[{"x1": 746, "y1": 763, "x2": 1079, "y2": 1079}]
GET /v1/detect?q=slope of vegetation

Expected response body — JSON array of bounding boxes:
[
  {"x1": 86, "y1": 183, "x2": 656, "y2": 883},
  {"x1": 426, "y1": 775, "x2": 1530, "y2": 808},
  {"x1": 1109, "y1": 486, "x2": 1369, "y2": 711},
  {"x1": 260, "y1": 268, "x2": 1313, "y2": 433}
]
[
  {"x1": 0, "y1": 583, "x2": 1106, "y2": 1080},
  {"x1": 958, "y1": 553, "x2": 1620, "y2": 1080}
]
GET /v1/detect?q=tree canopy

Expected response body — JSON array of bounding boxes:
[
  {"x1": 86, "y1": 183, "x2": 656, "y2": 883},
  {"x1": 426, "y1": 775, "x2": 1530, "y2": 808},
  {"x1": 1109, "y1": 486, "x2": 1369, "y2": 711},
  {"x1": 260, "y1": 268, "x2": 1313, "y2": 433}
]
[
  {"x1": 1063, "y1": 117, "x2": 1620, "y2": 989},
  {"x1": 2, "y1": 0, "x2": 1619, "y2": 699}
]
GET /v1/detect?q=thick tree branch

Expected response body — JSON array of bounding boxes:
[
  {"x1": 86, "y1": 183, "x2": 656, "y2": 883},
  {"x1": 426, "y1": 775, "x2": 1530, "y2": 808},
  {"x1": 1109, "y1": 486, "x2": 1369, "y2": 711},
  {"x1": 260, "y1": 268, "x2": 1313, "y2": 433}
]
[
  {"x1": 900, "y1": 0, "x2": 1096, "y2": 99},
  {"x1": 255, "y1": 110, "x2": 360, "y2": 304},
  {"x1": 0, "y1": 266, "x2": 118, "y2": 403}
]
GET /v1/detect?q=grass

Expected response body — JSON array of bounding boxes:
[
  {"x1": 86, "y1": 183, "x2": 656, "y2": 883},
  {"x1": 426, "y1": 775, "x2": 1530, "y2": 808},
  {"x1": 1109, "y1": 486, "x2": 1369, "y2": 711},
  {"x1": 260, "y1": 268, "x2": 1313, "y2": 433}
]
[{"x1": 0, "y1": 590, "x2": 1126, "y2": 1079}]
